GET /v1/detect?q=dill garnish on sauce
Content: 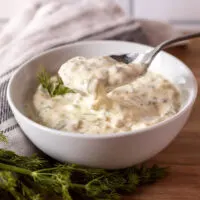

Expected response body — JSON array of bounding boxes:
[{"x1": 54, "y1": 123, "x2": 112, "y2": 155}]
[{"x1": 37, "y1": 68, "x2": 74, "y2": 97}]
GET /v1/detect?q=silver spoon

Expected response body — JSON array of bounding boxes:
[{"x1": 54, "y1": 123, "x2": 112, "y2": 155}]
[{"x1": 110, "y1": 32, "x2": 200, "y2": 68}]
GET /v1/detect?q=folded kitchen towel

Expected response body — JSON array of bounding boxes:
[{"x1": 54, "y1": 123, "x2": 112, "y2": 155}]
[{"x1": 0, "y1": 0, "x2": 185, "y2": 155}]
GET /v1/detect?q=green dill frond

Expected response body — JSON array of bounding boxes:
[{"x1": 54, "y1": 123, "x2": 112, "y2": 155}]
[
  {"x1": 0, "y1": 148, "x2": 168, "y2": 200},
  {"x1": 37, "y1": 68, "x2": 74, "y2": 97},
  {"x1": 138, "y1": 164, "x2": 168, "y2": 184},
  {"x1": 20, "y1": 182, "x2": 43, "y2": 200},
  {"x1": 0, "y1": 131, "x2": 8, "y2": 144},
  {"x1": 0, "y1": 149, "x2": 49, "y2": 170},
  {"x1": 0, "y1": 171, "x2": 25, "y2": 200}
]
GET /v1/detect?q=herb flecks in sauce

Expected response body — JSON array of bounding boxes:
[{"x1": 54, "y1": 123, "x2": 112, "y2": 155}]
[{"x1": 33, "y1": 57, "x2": 180, "y2": 134}]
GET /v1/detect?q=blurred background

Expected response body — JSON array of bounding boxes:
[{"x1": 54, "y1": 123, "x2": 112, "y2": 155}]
[{"x1": 0, "y1": 0, "x2": 200, "y2": 31}]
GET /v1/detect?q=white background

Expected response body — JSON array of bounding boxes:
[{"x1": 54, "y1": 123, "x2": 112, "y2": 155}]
[
  {"x1": 134, "y1": 0, "x2": 200, "y2": 30},
  {"x1": 1, "y1": 0, "x2": 200, "y2": 30},
  {"x1": 0, "y1": 0, "x2": 28, "y2": 19}
]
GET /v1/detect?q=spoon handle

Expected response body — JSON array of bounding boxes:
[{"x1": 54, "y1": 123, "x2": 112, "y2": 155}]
[{"x1": 145, "y1": 32, "x2": 200, "y2": 65}]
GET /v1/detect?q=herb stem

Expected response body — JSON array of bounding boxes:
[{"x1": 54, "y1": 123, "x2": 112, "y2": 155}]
[
  {"x1": 62, "y1": 185, "x2": 73, "y2": 200},
  {"x1": 69, "y1": 183, "x2": 85, "y2": 189},
  {"x1": 65, "y1": 166, "x2": 89, "y2": 173},
  {"x1": 0, "y1": 158, "x2": 16, "y2": 164},
  {"x1": 0, "y1": 163, "x2": 32, "y2": 176},
  {"x1": 35, "y1": 167, "x2": 58, "y2": 173}
]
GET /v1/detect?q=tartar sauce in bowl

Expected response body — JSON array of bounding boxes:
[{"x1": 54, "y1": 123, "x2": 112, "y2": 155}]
[{"x1": 32, "y1": 56, "x2": 180, "y2": 134}]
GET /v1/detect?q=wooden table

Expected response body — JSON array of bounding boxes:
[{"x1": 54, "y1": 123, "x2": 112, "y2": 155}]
[{"x1": 124, "y1": 39, "x2": 200, "y2": 200}]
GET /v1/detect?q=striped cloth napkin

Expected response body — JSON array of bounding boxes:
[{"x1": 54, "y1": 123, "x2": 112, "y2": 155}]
[{"x1": 0, "y1": 0, "x2": 184, "y2": 155}]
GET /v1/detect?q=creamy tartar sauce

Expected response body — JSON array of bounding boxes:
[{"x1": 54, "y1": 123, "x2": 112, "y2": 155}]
[{"x1": 33, "y1": 56, "x2": 180, "y2": 134}]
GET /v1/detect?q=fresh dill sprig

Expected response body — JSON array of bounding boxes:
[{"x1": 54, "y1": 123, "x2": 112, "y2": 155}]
[
  {"x1": 0, "y1": 150, "x2": 168, "y2": 200},
  {"x1": 0, "y1": 135, "x2": 168, "y2": 200},
  {"x1": 0, "y1": 149, "x2": 49, "y2": 171},
  {"x1": 37, "y1": 68, "x2": 74, "y2": 97},
  {"x1": 0, "y1": 131, "x2": 8, "y2": 144}
]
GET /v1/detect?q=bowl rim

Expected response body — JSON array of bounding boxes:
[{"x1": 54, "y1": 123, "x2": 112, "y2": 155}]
[{"x1": 7, "y1": 40, "x2": 198, "y2": 139}]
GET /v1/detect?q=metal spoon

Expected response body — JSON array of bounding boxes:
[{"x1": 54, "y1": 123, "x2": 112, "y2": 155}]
[{"x1": 110, "y1": 32, "x2": 200, "y2": 68}]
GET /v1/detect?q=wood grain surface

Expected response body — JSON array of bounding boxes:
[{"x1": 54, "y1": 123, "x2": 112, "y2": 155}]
[{"x1": 123, "y1": 39, "x2": 200, "y2": 200}]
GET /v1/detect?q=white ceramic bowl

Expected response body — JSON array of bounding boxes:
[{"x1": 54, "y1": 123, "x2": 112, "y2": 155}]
[{"x1": 7, "y1": 41, "x2": 198, "y2": 169}]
